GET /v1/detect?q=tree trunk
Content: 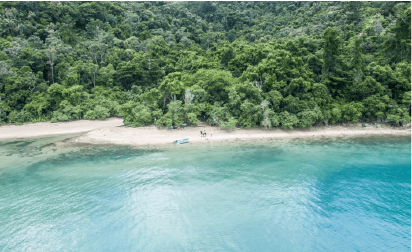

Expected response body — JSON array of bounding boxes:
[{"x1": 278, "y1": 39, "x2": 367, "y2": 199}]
[
  {"x1": 99, "y1": 55, "x2": 103, "y2": 68},
  {"x1": 94, "y1": 55, "x2": 99, "y2": 67},
  {"x1": 51, "y1": 63, "x2": 54, "y2": 84},
  {"x1": 163, "y1": 95, "x2": 167, "y2": 112},
  {"x1": 29, "y1": 83, "x2": 35, "y2": 92}
]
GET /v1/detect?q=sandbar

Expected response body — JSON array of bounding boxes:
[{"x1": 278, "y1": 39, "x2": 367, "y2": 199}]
[{"x1": 0, "y1": 117, "x2": 124, "y2": 140}]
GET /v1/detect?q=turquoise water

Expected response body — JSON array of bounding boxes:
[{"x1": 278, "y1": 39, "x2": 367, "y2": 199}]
[{"x1": 0, "y1": 136, "x2": 410, "y2": 251}]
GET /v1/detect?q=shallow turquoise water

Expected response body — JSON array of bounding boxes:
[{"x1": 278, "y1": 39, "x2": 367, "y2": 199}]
[{"x1": 0, "y1": 136, "x2": 410, "y2": 251}]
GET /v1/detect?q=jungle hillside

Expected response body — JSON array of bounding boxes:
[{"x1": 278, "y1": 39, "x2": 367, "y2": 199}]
[{"x1": 0, "y1": 1, "x2": 410, "y2": 129}]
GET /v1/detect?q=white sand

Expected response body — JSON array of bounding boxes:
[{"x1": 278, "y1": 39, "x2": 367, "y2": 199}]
[
  {"x1": 75, "y1": 120, "x2": 410, "y2": 146},
  {"x1": 0, "y1": 118, "x2": 410, "y2": 146},
  {"x1": 0, "y1": 117, "x2": 124, "y2": 140}
]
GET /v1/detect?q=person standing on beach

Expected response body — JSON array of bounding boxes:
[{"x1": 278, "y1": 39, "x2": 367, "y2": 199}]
[{"x1": 200, "y1": 130, "x2": 203, "y2": 137}]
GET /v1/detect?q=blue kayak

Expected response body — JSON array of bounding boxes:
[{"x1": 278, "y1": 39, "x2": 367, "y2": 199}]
[{"x1": 174, "y1": 138, "x2": 189, "y2": 144}]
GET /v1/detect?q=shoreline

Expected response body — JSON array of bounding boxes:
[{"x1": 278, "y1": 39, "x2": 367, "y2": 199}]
[
  {"x1": 1, "y1": 118, "x2": 409, "y2": 146},
  {"x1": 0, "y1": 117, "x2": 124, "y2": 140},
  {"x1": 75, "y1": 125, "x2": 411, "y2": 147}
]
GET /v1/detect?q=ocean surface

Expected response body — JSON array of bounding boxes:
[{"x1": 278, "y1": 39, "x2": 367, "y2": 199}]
[{"x1": 0, "y1": 136, "x2": 410, "y2": 251}]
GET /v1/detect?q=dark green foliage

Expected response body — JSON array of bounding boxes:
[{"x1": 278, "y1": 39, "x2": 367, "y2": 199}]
[{"x1": 0, "y1": 2, "x2": 410, "y2": 128}]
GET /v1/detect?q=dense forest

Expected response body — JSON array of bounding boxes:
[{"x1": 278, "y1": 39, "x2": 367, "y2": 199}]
[{"x1": 0, "y1": 1, "x2": 410, "y2": 128}]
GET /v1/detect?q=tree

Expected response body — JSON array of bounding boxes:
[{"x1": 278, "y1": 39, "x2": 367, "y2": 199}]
[
  {"x1": 341, "y1": 102, "x2": 364, "y2": 122},
  {"x1": 87, "y1": 61, "x2": 99, "y2": 88},
  {"x1": 0, "y1": 1, "x2": 409, "y2": 128},
  {"x1": 157, "y1": 100, "x2": 184, "y2": 126},
  {"x1": 45, "y1": 47, "x2": 57, "y2": 85},
  {"x1": 322, "y1": 28, "x2": 341, "y2": 76},
  {"x1": 345, "y1": 2, "x2": 363, "y2": 25},
  {"x1": 402, "y1": 91, "x2": 411, "y2": 115},
  {"x1": 96, "y1": 64, "x2": 115, "y2": 87},
  {"x1": 279, "y1": 111, "x2": 299, "y2": 129},
  {"x1": 322, "y1": 28, "x2": 351, "y2": 97},
  {"x1": 296, "y1": 106, "x2": 322, "y2": 127},
  {"x1": 0, "y1": 61, "x2": 15, "y2": 79},
  {"x1": 238, "y1": 99, "x2": 261, "y2": 128},
  {"x1": 84, "y1": 105, "x2": 110, "y2": 120},
  {"x1": 387, "y1": 106, "x2": 411, "y2": 126},
  {"x1": 88, "y1": 29, "x2": 110, "y2": 68},
  {"x1": 44, "y1": 29, "x2": 71, "y2": 84},
  {"x1": 159, "y1": 72, "x2": 184, "y2": 110},
  {"x1": 0, "y1": 95, "x2": 3, "y2": 121},
  {"x1": 119, "y1": 101, "x2": 159, "y2": 127},
  {"x1": 23, "y1": 93, "x2": 50, "y2": 118},
  {"x1": 351, "y1": 36, "x2": 365, "y2": 84},
  {"x1": 383, "y1": 7, "x2": 411, "y2": 63}
]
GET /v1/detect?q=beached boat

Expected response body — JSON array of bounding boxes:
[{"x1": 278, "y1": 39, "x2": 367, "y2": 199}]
[{"x1": 174, "y1": 138, "x2": 189, "y2": 144}]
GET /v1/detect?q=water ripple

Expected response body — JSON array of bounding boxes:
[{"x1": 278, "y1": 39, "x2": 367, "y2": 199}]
[{"x1": 0, "y1": 136, "x2": 410, "y2": 251}]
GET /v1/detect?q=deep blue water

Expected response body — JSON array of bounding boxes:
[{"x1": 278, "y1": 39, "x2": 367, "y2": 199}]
[{"x1": 0, "y1": 136, "x2": 410, "y2": 251}]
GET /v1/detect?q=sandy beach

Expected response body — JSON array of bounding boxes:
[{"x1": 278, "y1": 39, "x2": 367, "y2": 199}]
[
  {"x1": 0, "y1": 117, "x2": 410, "y2": 146},
  {"x1": 0, "y1": 117, "x2": 124, "y2": 140}
]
